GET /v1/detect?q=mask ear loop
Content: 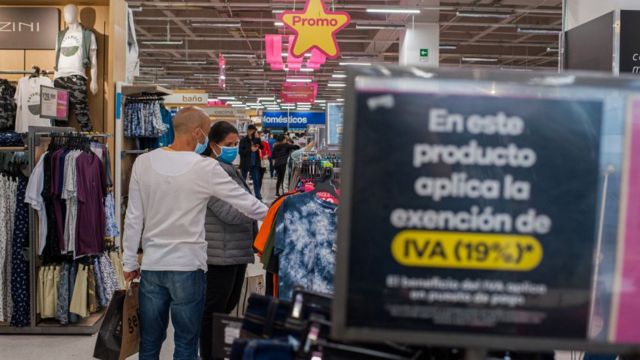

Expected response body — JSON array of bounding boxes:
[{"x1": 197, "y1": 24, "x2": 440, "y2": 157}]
[{"x1": 212, "y1": 144, "x2": 222, "y2": 157}]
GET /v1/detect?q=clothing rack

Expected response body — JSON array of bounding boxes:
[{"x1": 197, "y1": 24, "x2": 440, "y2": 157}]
[
  {"x1": 0, "y1": 126, "x2": 112, "y2": 334},
  {"x1": 0, "y1": 65, "x2": 54, "y2": 77}
]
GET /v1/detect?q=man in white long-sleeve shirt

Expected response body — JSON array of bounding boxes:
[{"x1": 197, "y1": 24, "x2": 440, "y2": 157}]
[{"x1": 122, "y1": 107, "x2": 268, "y2": 360}]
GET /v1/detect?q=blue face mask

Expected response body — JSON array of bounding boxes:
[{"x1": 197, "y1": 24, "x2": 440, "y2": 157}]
[
  {"x1": 215, "y1": 145, "x2": 239, "y2": 164},
  {"x1": 195, "y1": 129, "x2": 209, "y2": 154}
]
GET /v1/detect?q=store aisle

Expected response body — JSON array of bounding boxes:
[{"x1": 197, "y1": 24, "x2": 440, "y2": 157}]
[
  {"x1": 0, "y1": 176, "x2": 276, "y2": 360},
  {"x1": 0, "y1": 325, "x2": 174, "y2": 359}
]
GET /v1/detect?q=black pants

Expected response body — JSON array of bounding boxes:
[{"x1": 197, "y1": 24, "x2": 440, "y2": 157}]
[
  {"x1": 259, "y1": 166, "x2": 266, "y2": 186},
  {"x1": 53, "y1": 75, "x2": 92, "y2": 131},
  {"x1": 269, "y1": 159, "x2": 275, "y2": 178},
  {"x1": 275, "y1": 164, "x2": 286, "y2": 195},
  {"x1": 200, "y1": 264, "x2": 247, "y2": 360}
]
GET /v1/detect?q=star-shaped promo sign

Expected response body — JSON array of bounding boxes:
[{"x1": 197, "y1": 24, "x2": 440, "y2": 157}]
[{"x1": 281, "y1": 0, "x2": 350, "y2": 59}]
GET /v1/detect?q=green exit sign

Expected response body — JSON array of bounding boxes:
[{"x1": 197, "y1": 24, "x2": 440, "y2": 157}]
[{"x1": 420, "y1": 48, "x2": 429, "y2": 57}]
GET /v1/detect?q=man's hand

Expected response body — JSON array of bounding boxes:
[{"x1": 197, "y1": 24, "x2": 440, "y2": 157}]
[{"x1": 124, "y1": 270, "x2": 140, "y2": 282}]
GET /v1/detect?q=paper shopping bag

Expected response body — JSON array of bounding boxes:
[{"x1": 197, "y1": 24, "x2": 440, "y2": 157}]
[
  {"x1": 93, "y1": 290, "x2": 126, "y2": 360},
  {"x1": 119, "y1": 283, "x2": 140, "y2": 360}
]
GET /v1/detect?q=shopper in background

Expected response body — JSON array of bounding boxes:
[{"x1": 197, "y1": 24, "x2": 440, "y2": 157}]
[
  {"x1": 200, "y1": 121, "x2": 259, "y2": 360},
  {"x1": 268, "y1": 133, "x2": 277, "y2": 178},
  {"x1": 239, "y1": 124, "x2": 263, "y2": 200},
  {"x1": 258, "y1": 131, "x2": 271, "y2": 189},
  {"x1": 271, "y1": 134, "x2": 300, "y2": 197},
  {"x1": 122, "y1": 108, "x2": 268, "y2": 360}
]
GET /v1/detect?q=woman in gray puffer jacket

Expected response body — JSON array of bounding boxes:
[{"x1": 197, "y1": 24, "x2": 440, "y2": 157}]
[{"x1": 200, "y1": 121, "x2": 259, "y2": 360}]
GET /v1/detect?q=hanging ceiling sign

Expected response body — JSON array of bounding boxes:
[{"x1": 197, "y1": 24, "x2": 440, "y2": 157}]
[
  {"x1": 281, "y1": 0, "x2": 350, "y2": 58},
  {"x1": 164, "y1": 92, "x2": 209, "y2": 105},
  {"x1": 262, "y1": 111, "x2": 326, "y2": 129},
  {"x1": 281, "y1": 82, "x2": 318, "y2": 103},
  {"x1": 218, "y1": 52, "x2": 226, "y2": 89}
]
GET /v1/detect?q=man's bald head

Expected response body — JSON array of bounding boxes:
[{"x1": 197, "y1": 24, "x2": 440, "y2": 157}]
[{"x1": 173, "y1": 107, "x2": 210, "y2": 135}]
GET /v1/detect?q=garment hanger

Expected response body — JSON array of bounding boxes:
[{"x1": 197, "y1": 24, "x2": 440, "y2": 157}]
[
  {"x1": 310, "y1": 166, "x2": 339, "y2": 201},
  {"x1": 29, "y1": 66, "x2": 41, "y2": 79}
]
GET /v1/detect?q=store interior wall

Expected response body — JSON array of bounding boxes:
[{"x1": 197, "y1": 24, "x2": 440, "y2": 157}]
[
  {"x1": 565, "y1": 0, "x2": 640, "y2": 29},
  {"x1": 0, "y1": 4, "x2": 110, "y2": 133}
]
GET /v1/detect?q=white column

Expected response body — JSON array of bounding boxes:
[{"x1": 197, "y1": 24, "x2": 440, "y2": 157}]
[
  {"x1": 565, "y1": 0, "x2": 640, "y2": 30},
  {"x1": 399, "y1": 23, "x2": 440, "y2": 67}
]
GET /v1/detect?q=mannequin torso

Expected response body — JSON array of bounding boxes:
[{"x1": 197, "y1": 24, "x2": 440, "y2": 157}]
[{"x1": 54, "y1": 4, "x2": 98, "y2": 95}]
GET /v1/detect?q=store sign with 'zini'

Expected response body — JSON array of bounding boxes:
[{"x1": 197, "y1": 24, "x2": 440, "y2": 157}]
[
  {"x1": 0, "y1": 7, "x2": 59, "y2": 49},
  {"x1": 281, "y1": 0, "x2": 350, "y2": 58}
]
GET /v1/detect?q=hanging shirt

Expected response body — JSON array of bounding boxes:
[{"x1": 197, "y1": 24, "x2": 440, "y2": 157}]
[
  {"x1": 55, "y1": 27, "x2": 97, "y2": 79},
  {"x1": 62, "y1": 151, "x2": 81, "y2": 256},
  {"x1": 14, "y1": 76, "x2": 53, "y2": 133},
  {"x1": 50, "y1": 149, "x2": 68, "y2": 250},
  {"x1": 25, "y1": 152, "x2": 47, "y2": 255},
  {"x1": 274, "y1": 191, "x2": 338, "y2": 299},
  {"x1": 122, "y1": 149, "x2": 269, "y2": 273},
  {"x1": 76, "y1": 152, "x2": 106, "y2": 257}
]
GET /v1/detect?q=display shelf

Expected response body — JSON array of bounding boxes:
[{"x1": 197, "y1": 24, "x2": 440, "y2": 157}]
[
  {"x1": 0, "y1": 146, "x2": 27, "y2": 152},
  {"x1": 0, "y1": 310, "x2": 105, "y2": 335},
  {"x1": 121, "y1": 84, "x2": 172, "y2": 96}
]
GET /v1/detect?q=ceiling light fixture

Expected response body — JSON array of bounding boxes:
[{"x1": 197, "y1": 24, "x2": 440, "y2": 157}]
[
  {"x1": 174, "y1": 60, "x2": 207, "y2": 65},
  {"x1": 222, "y1": 54, "x2": 256, "y2": 58},
  {"x1": 272, "y1": 9, "x2": 285, "y2": 14},
  {"x1": 129, "y1": 6, "x2": 143, "y2": 12},
  {"x1": 461, "y1": 57, "x2": 498, "y2": 62},
  {"x1": 517, "y1": 27, "x2": 561, "y2": 35},
  {"x1": 275, "y1": 21, "x2": 284, "y2": 27},
  {"x1": 140, "y1": 66, "x2": 164, "y2": 71},
  {"x1": 332, "y1": 73, "x2": 347, "y2": 78},
  {"x1": 546, "y1": 47, "x2": 559, "y2": 52},
  {"x1": 328, "y1": 83, "x2": 346, "y2": 87},
  {"x1": 258, "y1": 97, "x2": 276, "y2": 102},
  {"x1": 339, "y1": 62, "x2": 372, "y2": 66},
  {"x1": 191, "y1": 23, "x2": 241, "y2": 28},
  {"x1": 286, "y1": 78, "x2": 312, "y2": 83},
  {"x1": 142, "y1": 40, "x2": 183, "y2": 45},
  {"x1": 300, "y1": 68, "x2": 314, "y2": 72},
  {"x1": 235, "y1": 68, "x2": 264, "y2": 73},
  {"x1": 355, "y1": 24, "x2": 405, "y2": 30},
  {"x1": 158, "y1": 78, "x2": 182, "y2": 82},
  {"x1": 367, "y1": 8, "x2": 420, "y2": 14},
  {"x1": 456, "y1": 10, "x2": 511, "y2": 18},
  {"x1": 218, "y1": 96, "x2": 236, "y2": 100},
  {"x1": 439, "y1": 44, "x2": 457, "y2": 50}
]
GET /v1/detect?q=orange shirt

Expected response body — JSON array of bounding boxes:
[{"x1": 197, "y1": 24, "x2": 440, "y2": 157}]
[{"x1": 254, "y1": 196, "x2": 287, "y2": 255}]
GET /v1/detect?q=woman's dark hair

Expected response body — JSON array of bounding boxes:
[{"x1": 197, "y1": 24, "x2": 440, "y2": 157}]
[
  {"x1": 203, "y1": 121, "x2": 238, "y2": 157},
  {"x1": 209, "y1": 121, "x2": 238, "y2": 143}
]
